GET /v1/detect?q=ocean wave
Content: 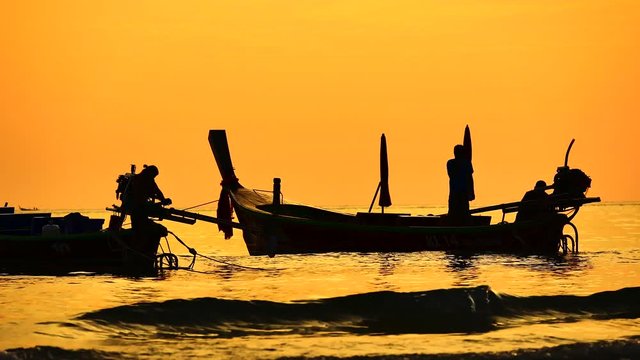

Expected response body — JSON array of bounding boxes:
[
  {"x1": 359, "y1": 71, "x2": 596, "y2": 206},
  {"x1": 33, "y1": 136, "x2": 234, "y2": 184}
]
[
  {"x1": 278, "y1": 337, "x2": 640, "y2": 359},
  {"x1": 74, "y1": 286, "x2": 640, "y2": 337},
  {"x1": 0, "y1": 345, "x2": 129, "y2": 360},
  {"x1": 3, "y1": 337, "x2": 640, "y2": 360}
]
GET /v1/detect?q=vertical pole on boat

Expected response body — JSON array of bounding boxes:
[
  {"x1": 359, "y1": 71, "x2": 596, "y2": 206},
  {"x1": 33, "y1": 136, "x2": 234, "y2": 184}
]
[
  {"x1": 368, "y1": 183, "x2": 381, "y2": 213},
  {"x1": 463, "y1": 125, "x2": 472, "y2": 161},
  {"x1": 273, "y1": 178, "x2": 281, "y2": 206},
  {"x1": 463, "y1": 125, "x2": 475, "y2": 201},
  {"x1": 368, "y1": 134, "x2": 392, "y2": 213},
  {"x1": 379, "y1": 134, "x2": 392, "y2": 212}
]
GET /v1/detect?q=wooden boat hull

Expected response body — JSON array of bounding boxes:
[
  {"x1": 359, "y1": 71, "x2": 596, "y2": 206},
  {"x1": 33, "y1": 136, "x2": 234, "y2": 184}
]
[
  {"x1": 229, "y1": 188, "x2": 568, "y2": 256},
  {"x1": 0, "y1": 229, "x2": 162, "y2": 273}
]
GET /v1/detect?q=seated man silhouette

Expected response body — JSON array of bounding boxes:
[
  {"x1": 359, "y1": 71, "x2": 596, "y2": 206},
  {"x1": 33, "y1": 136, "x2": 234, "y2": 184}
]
[{"x1": 516, "y1": 180, "x2": 551, "y2": 222}]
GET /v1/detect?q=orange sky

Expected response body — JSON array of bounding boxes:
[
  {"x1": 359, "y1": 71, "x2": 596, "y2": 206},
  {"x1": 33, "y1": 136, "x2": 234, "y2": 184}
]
[{"x1": 1, "y1": 1, "x2": 639, "y2": 209}]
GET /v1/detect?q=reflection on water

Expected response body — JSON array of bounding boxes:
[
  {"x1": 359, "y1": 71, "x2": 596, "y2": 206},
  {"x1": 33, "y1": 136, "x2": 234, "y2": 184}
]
[
  {"x1": 441, "y1": 253, "x2": 594, "y2": 289},
  {"x1": 445, "y1": 254, "x2": 480, "y2": 287},
  {"x1": 376, "y1": 253, "x2": 400, "y2": 277},
  {"x1": 496, "y1": 254, "x2": 592, "y2": 274}
]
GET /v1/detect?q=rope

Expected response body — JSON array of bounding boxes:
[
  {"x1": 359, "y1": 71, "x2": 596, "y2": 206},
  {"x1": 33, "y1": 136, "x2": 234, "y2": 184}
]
[
  {"x1": 167, "y1": 231, "x2": 276, "y2": 271},
  {"x1": 108, "y1": 228, "x2": 276, "y2": 272},
  {"x1": 252, "y1": 189, "x2": 284, "y2": 204},
  {"x1": 180, "y1": 200, "x2": 219, "y2": 211},
  {"x1": 110, "y1": 230, "x2": 193, "y2": 271},
  {"x1": 195, "y1": 252, "x2": 274, "y2": 271},
  {"x1": 163, "y1": 236, "x2": 172, "y2": 254}
]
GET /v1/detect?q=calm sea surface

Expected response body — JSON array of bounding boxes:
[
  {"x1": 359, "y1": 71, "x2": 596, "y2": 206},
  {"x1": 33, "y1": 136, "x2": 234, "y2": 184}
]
[{"x1": 1, "y1": 203, "x2": 639, "y2": 359}]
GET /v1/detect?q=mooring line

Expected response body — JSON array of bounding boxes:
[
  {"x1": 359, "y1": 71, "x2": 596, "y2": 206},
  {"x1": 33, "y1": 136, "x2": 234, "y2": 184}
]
[{"x1": 167, "y1": 231, "x2": 279, "y2": 271}]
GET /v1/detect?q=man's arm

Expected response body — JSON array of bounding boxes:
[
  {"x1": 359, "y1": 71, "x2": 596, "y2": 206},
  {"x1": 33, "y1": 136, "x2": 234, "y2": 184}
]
[{"x1": 152, "y1": 182, "x2": 172, "y2": 205}]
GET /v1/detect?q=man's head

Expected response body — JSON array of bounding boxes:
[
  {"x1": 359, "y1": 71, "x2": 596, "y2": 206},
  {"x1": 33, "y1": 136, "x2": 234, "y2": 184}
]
[
  {"x1": 142, "y1": 165, "x2": 159, "y2": 178},
  {"x1": 535, "y1": 180, "x2": 547, "y2": 189},
  {"x1": 454, "y1": 145, "x2": 465, "y2": 159}
]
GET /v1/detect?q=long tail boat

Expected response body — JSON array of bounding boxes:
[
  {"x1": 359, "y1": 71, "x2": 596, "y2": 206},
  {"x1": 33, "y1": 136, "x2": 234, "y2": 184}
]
[
  {"x1": 205, "y1": 128, "x2": 600, "y2": 257},
  {"x1": 1, "y1": 193, "x2": 166, "y2": 274}
]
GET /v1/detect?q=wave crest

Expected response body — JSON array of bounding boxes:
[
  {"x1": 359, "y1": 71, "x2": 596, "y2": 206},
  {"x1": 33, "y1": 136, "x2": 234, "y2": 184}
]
[{"x1": 74, "y1": 286, "x2": 640, "y2": 337}]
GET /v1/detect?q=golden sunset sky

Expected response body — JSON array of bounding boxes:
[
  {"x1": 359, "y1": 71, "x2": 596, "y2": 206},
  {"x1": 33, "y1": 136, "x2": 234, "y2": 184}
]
[{"x1": 1, "y1": 1, "x2": 638, "y2": 209}]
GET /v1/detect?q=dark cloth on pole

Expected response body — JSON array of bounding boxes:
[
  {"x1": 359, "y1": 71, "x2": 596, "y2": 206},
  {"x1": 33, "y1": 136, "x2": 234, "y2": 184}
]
[{"x1": 379, "y1": 134, "x2": 392, "y2": 208}]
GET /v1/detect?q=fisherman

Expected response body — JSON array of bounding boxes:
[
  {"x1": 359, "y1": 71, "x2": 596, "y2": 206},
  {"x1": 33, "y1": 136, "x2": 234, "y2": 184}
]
[
  {"x1": 447, "y1": 144, "x2": 475, "y2": 224},
  {"x1": 516, "y1": 180, "x2": 551, "y2": 222},
  {"x1": 125, "y1": 165, "x2": 171, "y2": 239}
]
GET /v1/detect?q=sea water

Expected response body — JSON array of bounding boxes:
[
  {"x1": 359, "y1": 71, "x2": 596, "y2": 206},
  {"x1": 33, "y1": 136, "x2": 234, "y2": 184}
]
[{"x1": 0, "y1": 203, "x2": 639, "y2": 359}]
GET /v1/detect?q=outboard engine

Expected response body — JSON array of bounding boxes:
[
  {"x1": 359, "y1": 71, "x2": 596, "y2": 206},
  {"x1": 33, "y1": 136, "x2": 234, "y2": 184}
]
[
  {"x1": 552, "y1": 166, "x2": 591, "y2": 198},
  {"x1": 551, "y1": 140, "x2": 592, "y2": 198}
]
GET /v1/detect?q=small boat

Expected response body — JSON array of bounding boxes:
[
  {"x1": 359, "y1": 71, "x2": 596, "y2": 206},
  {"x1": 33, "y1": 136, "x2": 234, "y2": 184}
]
[
  {"x1": 19, "y1": 206, "x2": 39, "y2": 211},
  {"x1": 206, "y1": 129, "x2": 600, "y2": 257},
  {"x1": 0, "y1": 209, "x2": 165, "y2": 274}
]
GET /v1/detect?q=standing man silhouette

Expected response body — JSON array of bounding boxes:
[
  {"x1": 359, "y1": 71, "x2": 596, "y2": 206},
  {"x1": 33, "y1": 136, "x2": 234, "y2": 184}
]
[{"x1": 447, "y1": 142, "x2": 475, "y2": 224}]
